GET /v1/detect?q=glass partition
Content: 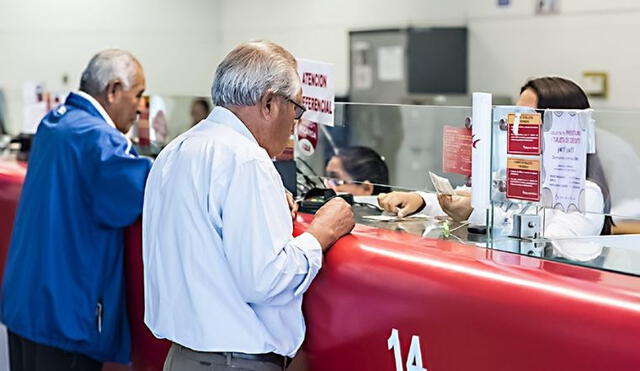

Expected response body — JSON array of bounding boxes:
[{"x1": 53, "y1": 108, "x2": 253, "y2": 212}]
[
  {"x1": 592, "y1": 109, "x2": 640, "y2": 221},
  {"x1": 488, "y1": 105, "x2": 640, "y2": 276},
  {"x1": 490, "y1": 107, "x2": 640, "y2": 221},
  {"x1": 135, "y1": 96, "x2": 640, "y2": 277},
  {"x1": 295, "y1": 102, "x2": 472, "y2": 192}
]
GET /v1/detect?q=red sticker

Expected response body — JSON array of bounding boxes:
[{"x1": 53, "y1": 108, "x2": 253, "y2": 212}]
[
  {"x1": 442, "y1": 125, "x2": 472, "y2": 176},
  {"x1": 507, "y1": 113, "x2": 542, "y2": 155},
  {"x1": 506, "y1": 158, "x2": 540, "y2": 202}
]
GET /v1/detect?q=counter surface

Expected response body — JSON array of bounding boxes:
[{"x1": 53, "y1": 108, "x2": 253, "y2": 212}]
[
  {"x1": 295, "y1": 212, "x2": 640, "y2": 371},
  {"x1": 1, "y1": 158, "x2": 639, "y2": 371}
]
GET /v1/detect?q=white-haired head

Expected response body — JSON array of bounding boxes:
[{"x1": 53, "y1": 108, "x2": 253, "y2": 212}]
[
  {"x1": 80, "y1": 49, "x2": 141, "y2": 96},
  {"x1": 211, "y1": 40, "x2": 300, "y2": 107}
]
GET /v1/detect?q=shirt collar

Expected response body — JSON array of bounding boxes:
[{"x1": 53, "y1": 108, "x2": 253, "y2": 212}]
[
  {"x1": 75, "y1": 90, "x2": 117, "y2": 130},
  {"x1": 206, "y1": 106, "x2": 259, "y2": 145},
  {"x1": 74, "y1": 90, "x2": 135, "y2": 156}
]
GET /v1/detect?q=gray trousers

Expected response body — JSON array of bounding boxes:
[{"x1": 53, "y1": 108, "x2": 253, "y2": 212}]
[{"x1": 163, "y1": 344, "x2": 284, "y2": 371}]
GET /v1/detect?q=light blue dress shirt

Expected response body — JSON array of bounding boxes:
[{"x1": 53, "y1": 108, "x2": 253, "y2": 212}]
[{"x1": 143, "y1": 107, "x2": 322, "y2": 357}]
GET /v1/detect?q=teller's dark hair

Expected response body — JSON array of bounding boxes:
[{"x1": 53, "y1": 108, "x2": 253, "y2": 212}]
[{"x1": 335, "y1": 146, "x2": 390, "y2": 195}]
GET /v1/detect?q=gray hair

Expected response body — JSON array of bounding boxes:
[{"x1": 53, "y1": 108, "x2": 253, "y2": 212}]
[
  {"x1": 211, "y1": 40, "x2": 300, "y2": 107},
  {"x1": 79, "y1": 49, "x2": 140, "y2": 96}
]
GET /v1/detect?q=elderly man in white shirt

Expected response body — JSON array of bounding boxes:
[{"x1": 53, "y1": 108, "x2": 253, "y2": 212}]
[{"x1": 142, "y1": 40, "x2": 354, "y2": 371}]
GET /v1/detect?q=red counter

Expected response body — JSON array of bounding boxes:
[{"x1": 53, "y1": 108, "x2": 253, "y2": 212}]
[
  {"x1": 0, "y1": 160, "x2": 26, "y2": 285},
  {"x1": 1, "y1": 158, "x2": 640, "y2": 371},
  {"x1": 295, "y1": 213, "x2": 640, "y2": 371}
]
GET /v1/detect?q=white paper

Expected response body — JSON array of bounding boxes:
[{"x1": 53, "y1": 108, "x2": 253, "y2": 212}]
[
  {"x1": 297, "y1": 58, "x2": 335, "y2": 127},
  {"x1": 353, "y1": 65, "x2": 373, "y2": 90},
  {"x1": 22, "y1": 81, "x2": 48, "y2": 134},
  {"x1": 428, "y1": 171, "x2": 455, "y2": 195},
  {"x1": 22, "y1": 103, "x2": 47, "y2": 134},
  {"x1": 541, "y1": 110, "x2": 588, "y2": 213},
  {"x1": 377, "y1": 46, "x2": 404, "y2": 81},
  {"x1": 363, "y1": 213, "x2": 429, "y2": 222}
]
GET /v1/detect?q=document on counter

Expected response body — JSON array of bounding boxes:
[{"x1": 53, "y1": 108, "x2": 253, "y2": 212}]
[{"x1": 362, "y1": 213, "x2": 431, "y2": 222}]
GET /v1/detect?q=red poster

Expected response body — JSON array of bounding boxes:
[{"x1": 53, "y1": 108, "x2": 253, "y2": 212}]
[
  {"x1": 442, "y1": 125, "x2": 472, "y2": 176},
  {"x1": 506, "y1": 158, "x2": 540, "y2": 202},
  {"x1": 507, "y1": 113, "x2": 541, "y2": 155}
]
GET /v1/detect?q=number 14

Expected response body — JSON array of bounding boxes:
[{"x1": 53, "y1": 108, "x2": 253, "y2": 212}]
[{"x1": 387, "y1": 328, "x2": 427, "y2": 371}]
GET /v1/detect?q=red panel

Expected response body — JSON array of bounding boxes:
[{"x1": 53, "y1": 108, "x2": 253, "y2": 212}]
[
  {"x1": 0, "y1": 160, "x2": 26, "y2": 283},
  {"x1": 124, "y1": 221, "x2": 171, "y2": 371},
  {"x1": 294, "y1": 213, "x2": 640, "y2": 371}
]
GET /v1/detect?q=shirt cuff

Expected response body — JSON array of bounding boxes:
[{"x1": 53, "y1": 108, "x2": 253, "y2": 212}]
[
  {"x1": 416, "y1": 191, "x2": 447, "y2": 216},
  {"x1": 290, "y1": 232, "x2": 323, "y2": 296}
]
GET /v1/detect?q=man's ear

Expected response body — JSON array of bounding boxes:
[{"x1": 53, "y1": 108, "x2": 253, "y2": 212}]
[
  {"x1": 259, "y1": 91, "x2": 278, "y2": 120},
  {"x1": 105, "y1": 80, "x2": 123, "y2": 105}
]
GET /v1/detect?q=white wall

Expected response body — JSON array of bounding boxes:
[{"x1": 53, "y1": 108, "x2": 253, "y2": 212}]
[
  {"x1": 216, "y1": 0, "x2": 467, "y2": 97},
  {"x1": 468, "y1": 0, "x2": 640, "y2": 108},
  {"x1": 3, "y1": 0, "x2": 640, "y2": 134},
  {"x1": 0, "y1": 0, "x2": 220, "y2": 134},
  {"x1": 215, "y1": 0, "x2": 640, "y2": 109}
]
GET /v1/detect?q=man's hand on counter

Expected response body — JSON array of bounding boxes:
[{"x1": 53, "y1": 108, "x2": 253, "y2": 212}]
[
  {"x1": 307, "y1": 197, "x2": 355, "y2": 252},
  {"x1": 377, "y1": 192, "x2": 425, "y2": 217}
]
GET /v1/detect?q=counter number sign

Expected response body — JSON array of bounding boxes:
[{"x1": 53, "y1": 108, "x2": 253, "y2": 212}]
[{"x1": 387, "y1": 328, "x2": 427, "y2": 371}]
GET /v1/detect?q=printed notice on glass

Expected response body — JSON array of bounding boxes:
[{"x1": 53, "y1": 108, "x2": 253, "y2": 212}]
[
  {"x1": 442, "y1": 125, "x2": 472, "y2": 176},
  {"x1": 507, "y1": 113, "x2": 542, "y2": 155},
  {"x1": 297, "y1": 58, "x2": 335, "y2": 126},
  {"x1": 506, "y1": 158, "x2": 540, "y2": 202},
  {"x1": 541, "y1": 110, "x2": 588, "y2": 212}
]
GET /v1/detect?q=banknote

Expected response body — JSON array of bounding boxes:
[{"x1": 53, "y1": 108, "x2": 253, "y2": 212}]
[{"x1": 428, "y1": 171, "x2": 455, "y2": 195}]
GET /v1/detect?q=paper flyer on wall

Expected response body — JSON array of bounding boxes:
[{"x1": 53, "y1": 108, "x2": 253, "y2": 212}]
[
  {"x1": 352, "y1": 41, "x2": 373, "y2": 90},
  {"x1": 377, "y1": 45, "x2": 404, "y2": 81},
  {"x1": 22, "y1": 81, "x2": 48, "y2": 134},
  {"x1": 541, "y1": 110, "x2": 589, "y2": 213}
]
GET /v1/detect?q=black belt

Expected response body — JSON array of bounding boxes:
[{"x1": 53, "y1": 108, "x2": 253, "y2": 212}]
[{"x1": 220, "y1": 351, "x2": 291, "y2": 369}]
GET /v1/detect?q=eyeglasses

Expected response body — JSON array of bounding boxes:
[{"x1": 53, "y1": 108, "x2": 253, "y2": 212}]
[
  {"x1": 322, "y1": 176, "x2": 357, "y2": 188},
  {"x1": 286, "y1": 97, "x2": 306, "y2": 120}
]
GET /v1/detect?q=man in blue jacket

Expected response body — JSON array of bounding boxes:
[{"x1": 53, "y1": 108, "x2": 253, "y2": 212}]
[{"x1": 1, "y1": 49, "x2": 152, "y2": 371}]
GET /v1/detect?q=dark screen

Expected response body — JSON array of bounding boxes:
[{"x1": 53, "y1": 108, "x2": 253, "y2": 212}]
[{"x1": 408, "y1": 27, "x2": 468, "y2": 94}]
